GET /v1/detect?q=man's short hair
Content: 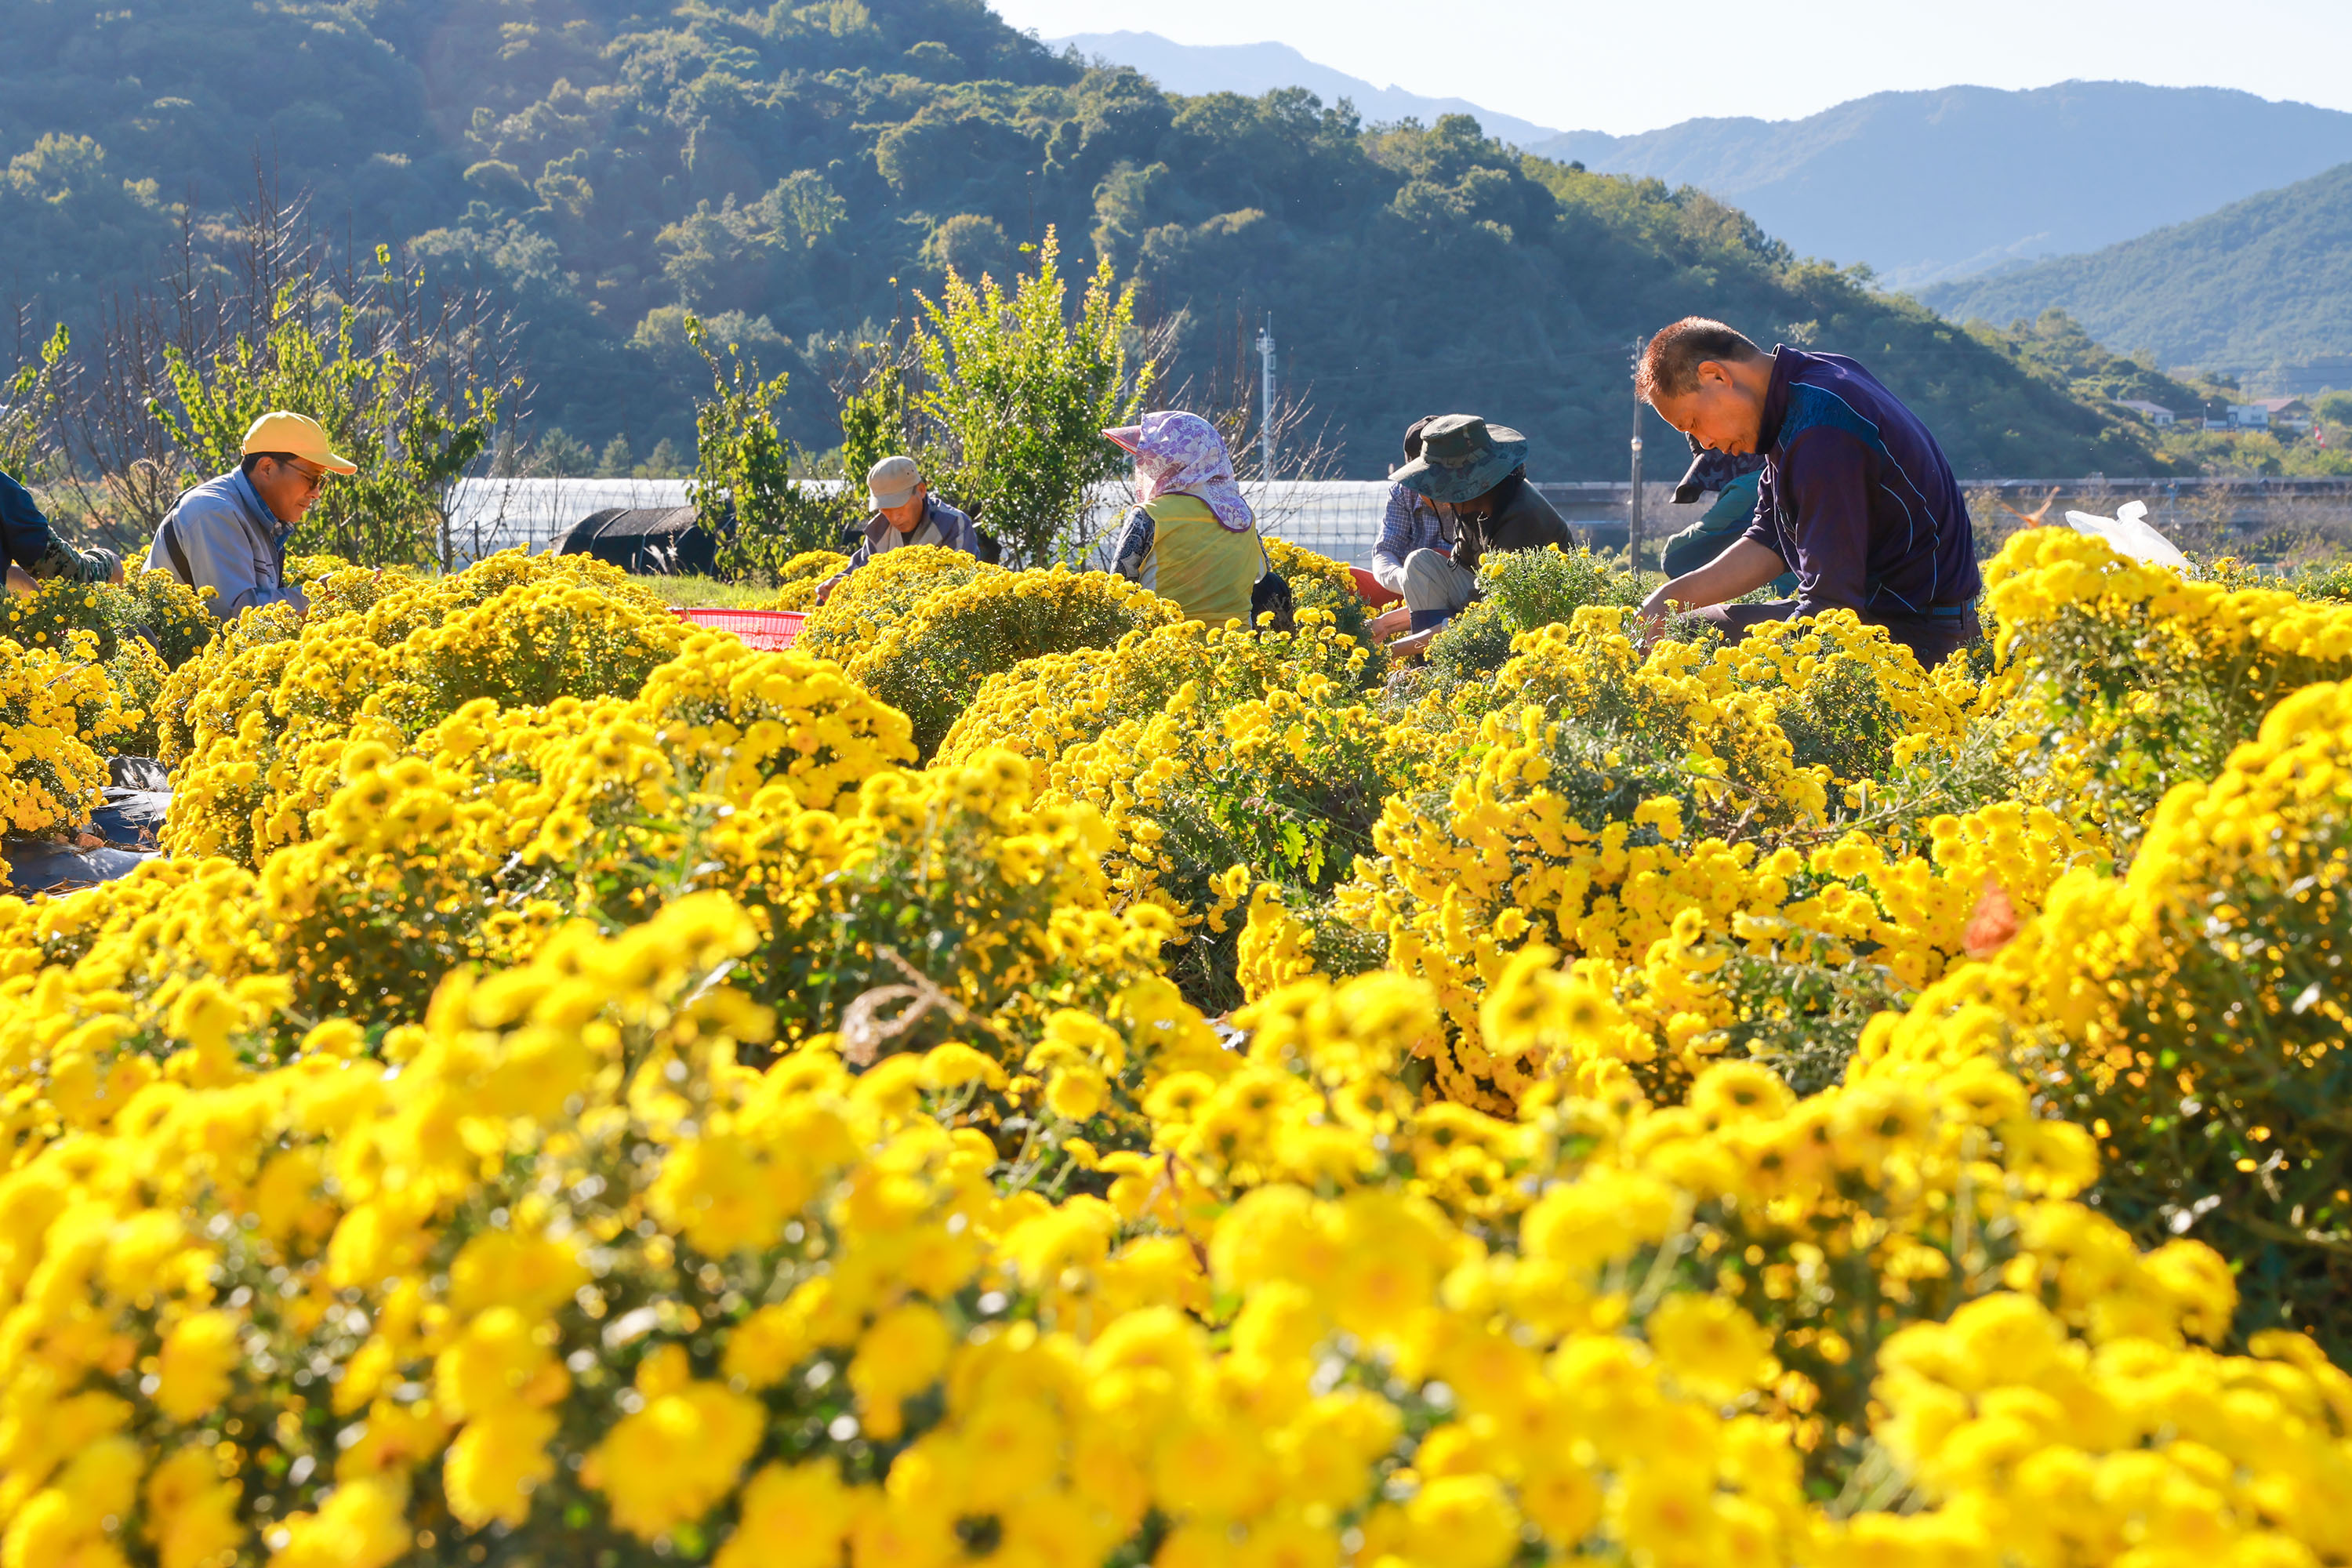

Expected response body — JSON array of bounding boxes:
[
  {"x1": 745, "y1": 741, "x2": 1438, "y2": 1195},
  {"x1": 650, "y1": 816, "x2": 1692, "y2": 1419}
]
[
  {"x1": 241, "y1": 451, "x2": 297, "y2": 477},
  {"x1": 1637, "y1": 318, "x2": 1765, "y2": 401}
]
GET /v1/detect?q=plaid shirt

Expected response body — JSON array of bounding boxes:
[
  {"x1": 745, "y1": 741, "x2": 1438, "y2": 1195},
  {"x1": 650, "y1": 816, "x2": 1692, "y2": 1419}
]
[{"x1": 1370, "y1": 482, "x2": 1456, "y2": 592}]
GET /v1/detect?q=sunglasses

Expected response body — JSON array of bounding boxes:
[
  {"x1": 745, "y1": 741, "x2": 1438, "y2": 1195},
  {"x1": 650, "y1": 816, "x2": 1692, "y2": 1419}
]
[{"x1": 270, "y1": 456, "x2": 328, "y2": 492}]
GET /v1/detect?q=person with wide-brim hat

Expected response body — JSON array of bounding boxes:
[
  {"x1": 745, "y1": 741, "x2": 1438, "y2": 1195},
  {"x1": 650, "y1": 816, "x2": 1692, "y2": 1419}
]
[
  {"x1": 1388, "y1": 413, "x2": 1576, "y2": 633},
  {"x1": 144, "y1": 411, "x2": 358, "y2": 618}
]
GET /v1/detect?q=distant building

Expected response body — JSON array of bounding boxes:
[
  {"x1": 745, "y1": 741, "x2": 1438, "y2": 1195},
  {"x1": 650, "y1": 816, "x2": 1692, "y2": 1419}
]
[
  {"x1": 2114, "y1": 398, "x2": 2175, "y2": 426},
  {"x1": 2252, "y1": 396, "x2": 2314, "y2": 430},
  {"x1": 2225, "y1": 404, "x2": 2272, "y2": 430}
]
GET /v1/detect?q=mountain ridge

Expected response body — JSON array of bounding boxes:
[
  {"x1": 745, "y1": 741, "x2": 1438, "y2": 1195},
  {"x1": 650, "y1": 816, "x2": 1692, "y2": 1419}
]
[
  {"x1": 1034, "y1": 34, "x2": 2352, "y2": 289},
  {"x1": 1921, "y1": 161, "x2": 2352, "y2": 380},
  {"x1": 1046, "y1": 31, "x2": 1563, "y2": 148},
  {"x1": 1529, "y1": 82, "x2": 2352, "y2": 288}
]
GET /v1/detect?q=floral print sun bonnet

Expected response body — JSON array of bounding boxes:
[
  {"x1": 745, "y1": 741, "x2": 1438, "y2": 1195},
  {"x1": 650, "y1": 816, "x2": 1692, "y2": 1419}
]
[{"x1": 1102, "y1": 410, "x2": 1254, "y2": 532}]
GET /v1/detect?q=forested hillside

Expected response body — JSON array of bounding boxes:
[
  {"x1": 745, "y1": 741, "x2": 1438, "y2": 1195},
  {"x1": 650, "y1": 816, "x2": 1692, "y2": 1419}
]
[
  {"x1": 0, "y1": 0, "x2": 2158, "y2": 477},
  {"x1": 1924, "y1": 162, "x2": 2352, "y2": 379}
]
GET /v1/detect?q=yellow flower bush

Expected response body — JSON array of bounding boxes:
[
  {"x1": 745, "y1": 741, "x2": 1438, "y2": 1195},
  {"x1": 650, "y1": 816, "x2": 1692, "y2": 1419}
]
[
  {"x1": 1875, "y1": 676, "x2": 2352, "y2": 1352},
  {"x1": 1, "y1": 527, "x2": 2349, "y2": 1567},
  {"x1": 763, "y1": 547, "x2": 849, "y2": 610},
  {"x1": 1985, "y1": 526, "x2": 2352, "y2": 841},
  {"x1": 949, "y1": 612, "x2": 1417, "y2": 1008},
  {"x1": 0, "y1": 895, "x2": 2339, "y2": 1568},
  {"x1": 0, "y1": 630, "x2": 134, "y2": 883},
  {"x1": 1263, "y1": 536, "x2": 1374, "y2": 644},
  {"x1": 793, "y1": 543, "x2": 997, "y2": 667},
  {"x1": 844, "y1": 564, "x2": 1179, "y2": 757},
  {"x1": 159, "y1": 550, "x2": 688, "y2": 866}
]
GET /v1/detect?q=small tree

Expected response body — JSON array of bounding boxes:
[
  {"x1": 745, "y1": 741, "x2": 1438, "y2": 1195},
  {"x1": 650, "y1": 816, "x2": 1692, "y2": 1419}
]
[
  {"x1": 837, "y1": 359, "x2": 909, "y2": 492},
  {"x1": 0, "y1": 321, "x2": 71, "y2": 481},
  {"x1": 909, "y1": 227, "x2": 1152, "y2": 567},
  {"x1": 685, "y1": 314, "x2": 837, "y2": 581},
  {"x1": 149, "y1": 277, "x2": 503, "y2": 566}
]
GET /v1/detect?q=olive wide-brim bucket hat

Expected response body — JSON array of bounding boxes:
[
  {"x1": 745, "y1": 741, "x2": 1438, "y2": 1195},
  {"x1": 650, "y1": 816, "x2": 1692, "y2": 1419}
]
[{"x1": 1391, "y1": 413, "x2": 1528, "y2": 503}]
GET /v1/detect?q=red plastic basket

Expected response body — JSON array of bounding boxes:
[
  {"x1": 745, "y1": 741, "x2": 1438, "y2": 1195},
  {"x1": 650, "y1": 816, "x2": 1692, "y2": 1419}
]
[
  {"x1": 1349, "y1": 565, "x2": 1402, "y2": 609},
  {"x1": 672, "y1": 607, "x2": 807, "y2": 651}
]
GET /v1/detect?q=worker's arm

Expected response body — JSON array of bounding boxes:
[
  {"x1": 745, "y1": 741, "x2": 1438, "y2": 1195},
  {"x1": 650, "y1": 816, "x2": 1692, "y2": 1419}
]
[
  {"x1": 812, "y1": 523, "x2": 880, "y2": 606},
  {"x1": 1, "y1": 470, "x2": 118, "y2": 585},
  {"x1": 1105, "y1": 507, "x2": 1154, "y2": 587},
  {"x1": 1640, "y1": 538, "x2": 1790, "y2": 620},
  {"x1": 1370, "y1": 488, "x2": 1425, "y2": 593}
]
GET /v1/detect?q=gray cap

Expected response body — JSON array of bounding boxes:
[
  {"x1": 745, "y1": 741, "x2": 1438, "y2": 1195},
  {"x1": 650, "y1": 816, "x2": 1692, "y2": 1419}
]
[{"x1": 867, "y1": 454, "x2": 922, "y2": 510}]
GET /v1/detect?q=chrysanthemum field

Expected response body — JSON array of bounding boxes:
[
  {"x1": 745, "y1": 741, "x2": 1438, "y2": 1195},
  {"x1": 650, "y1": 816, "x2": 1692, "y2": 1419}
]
[{"x1": 2, "y1": 528, "x2": 2348, "y2": 1568}]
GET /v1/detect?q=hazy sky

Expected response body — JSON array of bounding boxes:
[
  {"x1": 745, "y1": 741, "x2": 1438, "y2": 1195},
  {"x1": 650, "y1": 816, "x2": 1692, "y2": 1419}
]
[{"x1": 990, "y1": 0, "x2": 2352, "y2": 135}]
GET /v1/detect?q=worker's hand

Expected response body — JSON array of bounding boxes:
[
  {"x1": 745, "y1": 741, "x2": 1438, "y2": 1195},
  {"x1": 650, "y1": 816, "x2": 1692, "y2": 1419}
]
[
  {"x1": 108, "y1": 560, "x2": 126, "y2": 586},
  {"x1": 3, "y1": 564, "x2": 33, "y2": 596},
  {"x1": 813, "y1": 575, "x2": 840, "y2": 606},
  {"x1": 1639, "y1": 582, "x2": 1681, "y2": 623}
]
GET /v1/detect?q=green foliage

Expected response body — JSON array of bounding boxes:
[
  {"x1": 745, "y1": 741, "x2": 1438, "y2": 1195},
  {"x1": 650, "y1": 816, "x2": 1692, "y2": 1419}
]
[
  {"x1": 1976, "y1": 310, "x2": 2350, "y2": 481},
  {"x1": 837, "y1": 361, "x2": 910, "y2": 497},
  {"x1": 685, "y1": 314, "x2": 842, "y2": 582},
  {"x1": 529, "y1": 426, "x2": 595, "y2": 477},
  {"x1": 910, "y1": 228, "x2": 1150, "y2": 566},
  {"x1": 1425, "y1": 545, "x2": 1650, "y2": 684},
  {"x1": 147, "y1": 272, "x2": 503, "y2": 567},
  {"x1": 624, "y1": 573, "x2": 793, "y2": 610},
  {"x1": 1774, "y1": 655, "x2": 1911, "y2": 784}
]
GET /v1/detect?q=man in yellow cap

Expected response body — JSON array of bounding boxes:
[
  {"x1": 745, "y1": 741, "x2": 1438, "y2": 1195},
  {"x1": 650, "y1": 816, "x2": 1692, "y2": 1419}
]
[{"x1": 144, "y1": 411, "x2": 356, "y2": 617}]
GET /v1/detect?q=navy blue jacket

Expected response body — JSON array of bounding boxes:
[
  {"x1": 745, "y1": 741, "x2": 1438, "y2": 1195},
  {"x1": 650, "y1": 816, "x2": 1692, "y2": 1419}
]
[
  {"x1": 1738, "y1": 347, "x2": 1980, "y2": 616},
  {"x1": 1, "y1": 469, "x2": 56, "y2": 571}
]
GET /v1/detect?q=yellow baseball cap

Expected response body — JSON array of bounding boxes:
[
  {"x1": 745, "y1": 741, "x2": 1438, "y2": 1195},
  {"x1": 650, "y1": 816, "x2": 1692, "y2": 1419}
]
[{"x1": 241, "y1": 411, "x2": 358, "y2": 475}]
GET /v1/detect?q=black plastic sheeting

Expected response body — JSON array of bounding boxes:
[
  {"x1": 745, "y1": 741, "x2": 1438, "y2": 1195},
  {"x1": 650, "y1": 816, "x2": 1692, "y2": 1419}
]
[
  {"x1": 551, "y1": 506, "x2": 720, "y2": 575},
  {"x1": 2, "y1": 757, "x2": 172, "y2": 896}
]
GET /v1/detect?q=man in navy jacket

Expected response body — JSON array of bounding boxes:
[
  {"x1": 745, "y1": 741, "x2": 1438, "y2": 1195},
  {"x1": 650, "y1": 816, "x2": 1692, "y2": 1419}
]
[{"x1": 1635, "y1": 318, "x2": 1982, "y2": 669}]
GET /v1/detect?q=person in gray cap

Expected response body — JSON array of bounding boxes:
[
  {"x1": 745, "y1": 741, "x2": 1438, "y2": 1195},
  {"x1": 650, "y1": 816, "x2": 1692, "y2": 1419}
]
[
  {"x1": 1388, "y1": 414, "x2": 1576, "y2": 632},
  {"x1": 811, "y1": 455, "x2": 982, "y2": 605}
]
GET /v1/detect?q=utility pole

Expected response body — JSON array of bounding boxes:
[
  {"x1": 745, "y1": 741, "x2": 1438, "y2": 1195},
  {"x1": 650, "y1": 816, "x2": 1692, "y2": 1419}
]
[
  {"x1": 1628, "y1": 336, "x2": 1646, "y2": 573},
  {"x1": 1255, "y1": 313, "x2": 1277, "y2": 481}
]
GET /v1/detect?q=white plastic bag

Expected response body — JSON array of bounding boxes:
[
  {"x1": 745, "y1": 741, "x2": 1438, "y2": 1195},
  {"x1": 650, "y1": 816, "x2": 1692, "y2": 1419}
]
[{"x1": 2063, "y1": 499, "x2": 2190, "y2": 571}]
